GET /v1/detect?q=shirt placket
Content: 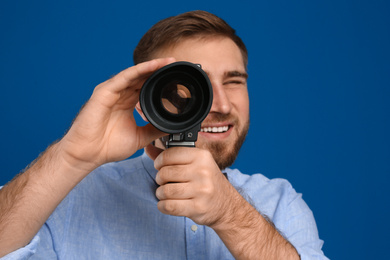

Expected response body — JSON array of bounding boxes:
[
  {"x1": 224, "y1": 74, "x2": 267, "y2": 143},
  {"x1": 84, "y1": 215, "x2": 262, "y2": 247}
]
[{"x1": 185, "y1": 217, "x2": 206, "y2": 259}]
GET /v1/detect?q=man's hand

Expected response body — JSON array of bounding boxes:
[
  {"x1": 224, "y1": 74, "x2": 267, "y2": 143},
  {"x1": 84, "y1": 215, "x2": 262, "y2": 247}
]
[
  {"x1": 59, "y1": 58, "x2": 175, "y2": 171},
  {"x1": 154, "y1": 147, "x2": 300, "y2": 260},
  {"x1": 0, "y1": 58, "x2": 175, "y2": 257},
  {"x1": 154, "y1": 147, "x2": 236, "y2": 227}
]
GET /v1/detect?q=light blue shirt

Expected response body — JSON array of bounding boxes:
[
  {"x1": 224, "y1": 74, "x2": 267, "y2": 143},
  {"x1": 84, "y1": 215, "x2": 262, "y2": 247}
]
[{"x1": 2, "y1": 153, "x2": 328, "y2": 259}]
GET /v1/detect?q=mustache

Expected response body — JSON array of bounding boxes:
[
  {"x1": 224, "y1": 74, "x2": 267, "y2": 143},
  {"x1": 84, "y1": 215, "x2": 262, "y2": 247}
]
[{"x1": 201, "y1": 113, "x2": 238, "y2": 125}]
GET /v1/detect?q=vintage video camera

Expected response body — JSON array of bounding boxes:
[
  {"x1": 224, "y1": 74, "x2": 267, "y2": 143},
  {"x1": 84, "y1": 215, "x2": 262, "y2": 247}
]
[{"x1": 140, "y1": 61, "x2": 213, "y2": 148}]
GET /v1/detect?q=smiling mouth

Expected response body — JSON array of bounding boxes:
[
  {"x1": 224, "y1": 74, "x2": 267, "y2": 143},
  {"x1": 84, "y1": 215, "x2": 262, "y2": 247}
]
[{"x1": 200, "y1": 126, "x2": 230, "y2": 133}]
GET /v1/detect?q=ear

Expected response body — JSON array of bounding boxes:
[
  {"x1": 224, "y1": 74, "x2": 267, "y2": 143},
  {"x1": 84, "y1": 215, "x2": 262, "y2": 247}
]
[{"x1": 135, "y1": 102, "x2": 148, "y2": 122}]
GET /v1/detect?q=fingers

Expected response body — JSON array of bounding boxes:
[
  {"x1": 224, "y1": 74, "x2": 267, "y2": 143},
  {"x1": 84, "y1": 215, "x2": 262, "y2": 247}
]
[
  {"x1": 154, "y1": 147, "x2": 211, "y2": 170},
  {"x1": 154, "y1": 148, "x2": 229, "y2": 225},
  {"x1": 90, "y1": 58, "x2": 176, "y2": 109},
  {"x1": 156, "y1": 182, "x2": 192, "y2": 200},
  {"x1": 155, "y1": 164, "x2": 196, "y2": 217},
  {"x1": 157, "y1": 200, "x2": 197, "y2": 217},
  {"x1": 155, "y1": 164, "x2": 190, "y2": 185},
  {"x1": 103, "y1": 58, "x2": 176, "y2": 93}
]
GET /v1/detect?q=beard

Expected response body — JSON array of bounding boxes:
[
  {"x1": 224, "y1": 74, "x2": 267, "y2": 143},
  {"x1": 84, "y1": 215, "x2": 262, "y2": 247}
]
[{"x1": 197, "y1": 114, "x2": 250, "y2": 170}]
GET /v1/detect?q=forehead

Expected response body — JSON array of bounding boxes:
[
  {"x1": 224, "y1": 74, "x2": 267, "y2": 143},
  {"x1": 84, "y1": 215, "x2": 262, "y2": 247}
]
[{"x1": 153, "y1": 36, "x2": 246, "y2": 72}]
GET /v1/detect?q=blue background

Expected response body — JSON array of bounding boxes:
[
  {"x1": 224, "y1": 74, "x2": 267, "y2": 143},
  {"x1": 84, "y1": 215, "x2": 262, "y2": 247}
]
[{"x1": 1, "y1": 1, "x2": 389, "y2": 259}]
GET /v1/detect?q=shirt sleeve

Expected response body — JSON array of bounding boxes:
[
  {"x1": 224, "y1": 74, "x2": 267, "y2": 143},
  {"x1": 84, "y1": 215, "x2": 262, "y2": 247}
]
[
  {"x1": 278, "y1": 186, "x2": 329, "y2": 260},
  {"x1": 0, "y1": 224, "x2": 58, "y2": 260},
  {"x1": 228, "y1": 173, "x2": 329, "y2": 260}
]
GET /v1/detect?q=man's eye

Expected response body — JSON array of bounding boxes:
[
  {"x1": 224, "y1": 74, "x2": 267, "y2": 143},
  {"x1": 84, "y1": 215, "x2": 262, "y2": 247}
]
[{"x1": 224, "y1": 81, "x2": 244, "y2": 85}]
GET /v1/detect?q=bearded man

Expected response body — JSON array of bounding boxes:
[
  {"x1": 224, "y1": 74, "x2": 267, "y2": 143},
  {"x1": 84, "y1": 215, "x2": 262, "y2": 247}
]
[{"x1": 0, "y1": 11, "x2": 327, "y2": 260}]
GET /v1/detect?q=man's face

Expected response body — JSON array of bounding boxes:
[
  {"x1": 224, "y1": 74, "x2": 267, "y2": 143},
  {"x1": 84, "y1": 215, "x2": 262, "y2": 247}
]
[{"x1": 153, "y1": 36, "x2": 250, "y2": 169}]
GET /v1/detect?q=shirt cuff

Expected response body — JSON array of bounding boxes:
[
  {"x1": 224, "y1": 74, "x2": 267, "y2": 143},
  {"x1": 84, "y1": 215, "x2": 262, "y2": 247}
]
[
  {"x1": 295, "y1": 246, "x2": 329, "y2": 260},
  {"x1": 0, "y1": 235, "x2": 39, "y2": 260}
]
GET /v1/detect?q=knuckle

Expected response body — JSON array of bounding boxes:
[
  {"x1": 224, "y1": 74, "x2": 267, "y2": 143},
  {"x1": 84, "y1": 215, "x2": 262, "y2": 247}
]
[
  {"x1": 161, "y1": 201, "x2": 178, "y2": 215},
  {"x1": 200, "y1": 185, "x2": 214, "y2": 196},
  {"x1": 156, "y1": 186, "x2": 164, "y2": 200},
  {"x1": 157, "y1": 167, "x2": 174, "y2": 185},
  {"x1": 198, "y1": 168, "x2": 210, "y2": 179},
  {"x1": 155, "y1": 171, "x2": 166, "y2": 185},
  {"x1": 193, "y1": 199, "x2": 208, "y2": 215}
]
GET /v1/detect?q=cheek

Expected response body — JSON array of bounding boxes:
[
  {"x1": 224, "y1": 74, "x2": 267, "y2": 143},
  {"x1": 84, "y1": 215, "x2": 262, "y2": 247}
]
[{"x1": 229, "y1": 90, "x2": 249, "y2": 118}]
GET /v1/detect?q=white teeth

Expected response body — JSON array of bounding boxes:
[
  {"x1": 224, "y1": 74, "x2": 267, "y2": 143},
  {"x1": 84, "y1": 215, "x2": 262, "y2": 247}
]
[{"x1": 201, "y1": 126, "x2": 229, "y2": 133}]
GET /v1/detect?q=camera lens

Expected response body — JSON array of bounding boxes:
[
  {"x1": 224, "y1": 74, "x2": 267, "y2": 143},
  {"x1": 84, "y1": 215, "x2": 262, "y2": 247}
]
[
  {"x1": 161, "y1": 81, "x2": 193, "y2": 115},
  {"x1": 140, "y1": 61, "x2": 212, "y2": 134}
]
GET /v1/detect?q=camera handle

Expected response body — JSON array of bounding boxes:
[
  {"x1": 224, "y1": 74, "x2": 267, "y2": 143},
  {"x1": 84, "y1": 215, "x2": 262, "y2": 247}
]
[{"x1": 163, "y1": 125, "x2": 201, "y2": 148}]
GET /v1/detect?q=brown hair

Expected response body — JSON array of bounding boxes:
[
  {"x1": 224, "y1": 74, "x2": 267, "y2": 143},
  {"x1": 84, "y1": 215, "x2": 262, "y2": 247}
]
[{"x1": 133, "y1": 10, "x2": 248, "y2": 69}]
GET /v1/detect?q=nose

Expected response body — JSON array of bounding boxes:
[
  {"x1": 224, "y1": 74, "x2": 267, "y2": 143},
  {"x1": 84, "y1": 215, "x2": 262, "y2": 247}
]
[{"x1": 209, "y1": 81, "x2": 232, "y2": 115}]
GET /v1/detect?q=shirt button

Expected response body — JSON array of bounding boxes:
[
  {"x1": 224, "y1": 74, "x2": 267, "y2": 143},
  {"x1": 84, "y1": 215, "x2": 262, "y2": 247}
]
[{"x1": 191, "y1": 225, "x2": 198, "y2": 232}]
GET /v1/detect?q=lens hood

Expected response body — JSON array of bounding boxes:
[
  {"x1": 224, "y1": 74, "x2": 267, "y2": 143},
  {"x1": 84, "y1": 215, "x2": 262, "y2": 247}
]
[{"x1": 140, "y1": 61, "x2": 213, "y2": 134}]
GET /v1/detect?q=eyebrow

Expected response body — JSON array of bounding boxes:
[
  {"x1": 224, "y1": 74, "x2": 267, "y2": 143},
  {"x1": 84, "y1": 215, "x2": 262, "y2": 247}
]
[
  {"x1": 225, "y1": 70, "x2": 248, "y2": 79},
  {"x1": 204, "y1": 70, "x2": 249, "y2": 79}
]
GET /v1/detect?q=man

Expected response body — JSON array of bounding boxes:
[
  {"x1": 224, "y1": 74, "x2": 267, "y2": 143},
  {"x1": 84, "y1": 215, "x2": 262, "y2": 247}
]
[{"x1": 0, "y1": 11, "x2": 327, "y2": 259}]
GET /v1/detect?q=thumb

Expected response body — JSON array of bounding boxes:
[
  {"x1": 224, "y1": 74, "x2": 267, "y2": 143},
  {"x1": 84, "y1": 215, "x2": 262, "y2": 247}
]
[{"x1": 137, "y1": 123, "x2": 166, "y2": 150}]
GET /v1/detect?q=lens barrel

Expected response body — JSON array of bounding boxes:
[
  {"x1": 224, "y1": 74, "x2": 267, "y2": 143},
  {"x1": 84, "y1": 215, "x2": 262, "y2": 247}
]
[{"x1": 140, "y1": 61, "x2": 213, "y2": 134}]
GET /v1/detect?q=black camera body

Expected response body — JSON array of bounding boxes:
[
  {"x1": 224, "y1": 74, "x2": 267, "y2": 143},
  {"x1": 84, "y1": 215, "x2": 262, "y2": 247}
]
[{"x1": 139, "y1": 61, "x2": 213, "y2": 148}]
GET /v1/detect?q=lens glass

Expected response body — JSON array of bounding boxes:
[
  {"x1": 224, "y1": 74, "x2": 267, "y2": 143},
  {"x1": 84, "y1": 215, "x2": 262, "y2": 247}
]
[{"x1": 161, "y1": 81, "x2": 192, "y2": 115}]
